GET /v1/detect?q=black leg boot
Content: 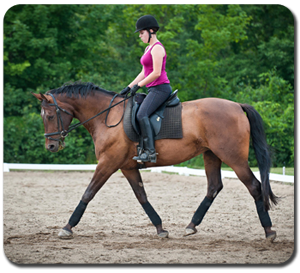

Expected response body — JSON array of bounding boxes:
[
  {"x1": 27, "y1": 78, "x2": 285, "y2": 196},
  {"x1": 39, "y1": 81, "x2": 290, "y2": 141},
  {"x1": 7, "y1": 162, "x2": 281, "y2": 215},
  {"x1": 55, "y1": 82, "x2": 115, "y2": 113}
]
[{"x1": 133, "y1": 117, "x2": 157, "y2": 163}]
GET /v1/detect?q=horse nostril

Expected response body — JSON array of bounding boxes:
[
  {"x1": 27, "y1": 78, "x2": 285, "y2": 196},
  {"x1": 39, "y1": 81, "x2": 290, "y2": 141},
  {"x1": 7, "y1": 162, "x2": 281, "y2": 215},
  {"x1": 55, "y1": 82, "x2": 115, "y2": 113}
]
[{"x1": 48, "y1": 144, "x2": 55, "y2": 151}]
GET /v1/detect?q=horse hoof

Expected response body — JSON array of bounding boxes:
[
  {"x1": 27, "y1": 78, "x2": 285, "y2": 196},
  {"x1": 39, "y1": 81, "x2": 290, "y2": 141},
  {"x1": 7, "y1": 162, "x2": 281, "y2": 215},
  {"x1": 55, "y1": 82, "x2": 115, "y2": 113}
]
[
  {"x1": 58, "y1": 228, "x2": 73, "y2": 239},
  {"x1": 157, "y1": 231, "x2": 169, "y2": 238},
  {"x1": 184, "y1": 227, "x2": 197, "y2": 237},
  {"x1": 266, "y1": 231, "x2": 276, "y2": 242}
]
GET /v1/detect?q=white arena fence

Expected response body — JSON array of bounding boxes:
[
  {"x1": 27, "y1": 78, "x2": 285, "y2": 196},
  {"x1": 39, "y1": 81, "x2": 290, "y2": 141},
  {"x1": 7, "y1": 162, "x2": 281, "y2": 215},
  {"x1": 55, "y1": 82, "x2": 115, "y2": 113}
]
[{"x1": 3, "y1": 163, "x2": 294, "y2": 184}]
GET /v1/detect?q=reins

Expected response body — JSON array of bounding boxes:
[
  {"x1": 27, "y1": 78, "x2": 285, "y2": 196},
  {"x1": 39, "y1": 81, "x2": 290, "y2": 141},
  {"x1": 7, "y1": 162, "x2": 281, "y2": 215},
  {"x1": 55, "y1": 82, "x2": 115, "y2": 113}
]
[
  {"x1": 44, "y1": 92, "x2": 132, "y2": 142},
  {"x1": 104, "y1": 94, "x2": 127, "y2": 128}
]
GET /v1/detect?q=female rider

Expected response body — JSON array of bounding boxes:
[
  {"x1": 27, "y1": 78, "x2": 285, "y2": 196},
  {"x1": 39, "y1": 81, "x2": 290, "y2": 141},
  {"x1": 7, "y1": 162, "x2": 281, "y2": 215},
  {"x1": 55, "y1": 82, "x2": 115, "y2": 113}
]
[{"x1": 120, "y1": 15, "x2": 172, "y2": 163}]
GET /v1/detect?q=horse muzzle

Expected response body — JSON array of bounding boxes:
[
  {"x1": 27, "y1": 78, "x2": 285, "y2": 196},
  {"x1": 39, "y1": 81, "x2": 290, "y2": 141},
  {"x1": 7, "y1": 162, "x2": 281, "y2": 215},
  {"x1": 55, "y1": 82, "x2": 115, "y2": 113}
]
[{"x1": 46, "y1": 139, "x2": 65, "y2": 153}]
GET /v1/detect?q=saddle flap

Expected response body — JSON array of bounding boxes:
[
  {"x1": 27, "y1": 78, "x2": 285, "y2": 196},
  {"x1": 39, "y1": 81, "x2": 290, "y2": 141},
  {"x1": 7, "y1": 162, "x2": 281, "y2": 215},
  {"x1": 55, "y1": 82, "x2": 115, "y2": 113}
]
[
  {"x1": 150, "y1": 113, "x2": 163, "y2": 135},
  {"x1": 131, "y1": 99, "x2": 140, "y2": 135}
]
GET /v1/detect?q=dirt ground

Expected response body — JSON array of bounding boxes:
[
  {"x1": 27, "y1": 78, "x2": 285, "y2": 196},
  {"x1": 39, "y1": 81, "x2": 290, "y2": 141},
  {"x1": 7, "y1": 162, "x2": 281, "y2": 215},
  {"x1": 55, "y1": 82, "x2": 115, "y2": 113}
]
[{"x1": 3, "y1": 170, "x2": 294, "y2": 265}]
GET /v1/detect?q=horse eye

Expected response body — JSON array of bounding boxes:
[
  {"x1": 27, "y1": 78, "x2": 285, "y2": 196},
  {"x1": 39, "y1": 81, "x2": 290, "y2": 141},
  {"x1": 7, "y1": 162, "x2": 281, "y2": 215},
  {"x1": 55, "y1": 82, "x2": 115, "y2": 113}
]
[{"x1": 48, "y1": 115, "x2": 54, "y2": 121}]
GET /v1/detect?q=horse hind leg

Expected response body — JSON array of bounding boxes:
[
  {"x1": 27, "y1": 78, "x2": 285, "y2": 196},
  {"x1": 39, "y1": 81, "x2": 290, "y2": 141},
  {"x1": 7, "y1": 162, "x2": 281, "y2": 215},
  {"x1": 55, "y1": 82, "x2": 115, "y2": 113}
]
[
  {"x1": 185, "y1": 150, "x2": 223, "y2": 236},
  {"x1": 230, "y1": 163, "x2": 276, "y2": 241}
]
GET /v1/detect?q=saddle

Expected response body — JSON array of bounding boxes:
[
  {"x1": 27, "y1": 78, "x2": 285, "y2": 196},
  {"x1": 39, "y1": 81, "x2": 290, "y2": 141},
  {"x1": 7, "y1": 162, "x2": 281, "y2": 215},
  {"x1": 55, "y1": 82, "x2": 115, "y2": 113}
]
[{"x1": 123, "y1": 90, "x2": 183, "y2": 143}]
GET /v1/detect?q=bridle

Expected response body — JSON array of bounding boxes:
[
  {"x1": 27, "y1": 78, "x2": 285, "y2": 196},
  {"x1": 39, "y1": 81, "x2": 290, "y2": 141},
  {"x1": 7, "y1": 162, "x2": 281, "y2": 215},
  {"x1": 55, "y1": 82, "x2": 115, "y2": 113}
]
[
  {"x1": 44, "y1": 93, "x2": 74, "y2": 144},
  {"x1": 44, "y1": 92, "x2": 131, "y2": 144}
]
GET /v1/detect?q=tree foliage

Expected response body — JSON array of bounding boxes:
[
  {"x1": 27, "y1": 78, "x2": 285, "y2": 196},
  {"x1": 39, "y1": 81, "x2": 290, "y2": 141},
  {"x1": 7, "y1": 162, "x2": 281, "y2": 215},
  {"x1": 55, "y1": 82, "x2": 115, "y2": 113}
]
[{"x1": 4, "y1": 4, "x2": 294, "y2": 167}]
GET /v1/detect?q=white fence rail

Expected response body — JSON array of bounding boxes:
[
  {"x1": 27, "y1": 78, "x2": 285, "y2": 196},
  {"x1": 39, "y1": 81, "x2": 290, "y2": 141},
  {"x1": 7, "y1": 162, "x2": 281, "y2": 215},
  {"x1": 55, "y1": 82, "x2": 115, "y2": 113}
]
[
  {"x1": 148, "y1": 166, "x2": 294, "y2": 183},
  {"x1": 3, "y1": 163, "x2": 294, "y2": 184},
  {"x1": 3, "y1": 163, "x2": 97, "y2": 172}
]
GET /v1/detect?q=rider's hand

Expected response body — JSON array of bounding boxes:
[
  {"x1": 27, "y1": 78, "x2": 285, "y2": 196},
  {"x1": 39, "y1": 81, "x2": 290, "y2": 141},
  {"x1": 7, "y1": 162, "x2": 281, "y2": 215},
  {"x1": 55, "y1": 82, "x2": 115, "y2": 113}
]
[
  {"x1": 120, "y1": 86, "x2": 131, "y2": 95},
  {"x1": 130, "y1": 84, "x2": 140, "y2": 96}
]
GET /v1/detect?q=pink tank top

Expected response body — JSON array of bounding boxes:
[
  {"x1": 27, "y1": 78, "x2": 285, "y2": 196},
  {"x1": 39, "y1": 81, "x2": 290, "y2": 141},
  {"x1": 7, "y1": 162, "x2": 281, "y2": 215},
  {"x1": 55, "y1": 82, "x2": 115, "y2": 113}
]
[{"x1": 140, "y1": 42, "x2": 170, "y2": 88}]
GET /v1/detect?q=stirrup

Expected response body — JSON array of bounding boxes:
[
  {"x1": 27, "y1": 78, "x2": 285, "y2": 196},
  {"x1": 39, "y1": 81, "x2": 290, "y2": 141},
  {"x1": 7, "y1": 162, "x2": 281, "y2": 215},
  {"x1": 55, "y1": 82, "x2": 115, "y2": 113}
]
[{"x1": 133, "y1": 150, "x2": 157, "y2": 163}]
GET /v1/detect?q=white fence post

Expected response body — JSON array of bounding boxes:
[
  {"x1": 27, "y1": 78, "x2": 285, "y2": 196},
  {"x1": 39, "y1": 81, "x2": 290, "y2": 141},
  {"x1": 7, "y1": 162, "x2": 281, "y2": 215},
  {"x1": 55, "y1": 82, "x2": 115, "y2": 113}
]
[{"x1": 3, "y1": 163, "x2": 10, "y2": 172}]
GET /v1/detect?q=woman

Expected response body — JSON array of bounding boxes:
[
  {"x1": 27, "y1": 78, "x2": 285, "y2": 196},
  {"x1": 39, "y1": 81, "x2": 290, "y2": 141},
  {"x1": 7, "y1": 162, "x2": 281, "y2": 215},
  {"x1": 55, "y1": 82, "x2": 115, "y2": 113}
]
[{"x1": 120, "y1": 15, "x2": 172, "y2": 163}]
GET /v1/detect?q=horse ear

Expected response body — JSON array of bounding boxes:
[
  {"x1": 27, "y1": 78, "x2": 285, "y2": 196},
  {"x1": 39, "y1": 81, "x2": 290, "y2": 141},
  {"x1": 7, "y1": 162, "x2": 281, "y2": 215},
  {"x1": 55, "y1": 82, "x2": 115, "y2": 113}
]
[
  {"x1": 39, "y1": 92, "x2": 50, "y2": 103},
  {"x1": 31, "y1": 92, "x2": 50, "y2": 103},
  {"x1": 31, "y1": 92, "x2": 43, "y2": 102}
]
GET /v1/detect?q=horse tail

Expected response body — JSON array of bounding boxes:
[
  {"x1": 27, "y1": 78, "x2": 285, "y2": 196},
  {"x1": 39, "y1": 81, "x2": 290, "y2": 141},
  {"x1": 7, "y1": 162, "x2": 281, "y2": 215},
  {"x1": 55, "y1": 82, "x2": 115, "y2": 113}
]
[{"x1": 239, "y1": 103, "x2": 278, "y2": 211}]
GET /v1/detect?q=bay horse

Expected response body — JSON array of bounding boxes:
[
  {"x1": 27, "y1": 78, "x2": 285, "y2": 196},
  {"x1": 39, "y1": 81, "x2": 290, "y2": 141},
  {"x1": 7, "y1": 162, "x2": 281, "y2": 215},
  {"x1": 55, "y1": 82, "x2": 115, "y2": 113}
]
[{"x1": 32, "y1": 82, "x2": 277, "y2": 241}]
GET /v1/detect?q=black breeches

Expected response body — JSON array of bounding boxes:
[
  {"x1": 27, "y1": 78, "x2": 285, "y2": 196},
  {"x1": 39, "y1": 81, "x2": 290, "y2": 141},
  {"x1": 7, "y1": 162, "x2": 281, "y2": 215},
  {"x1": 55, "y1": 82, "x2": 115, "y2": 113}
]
[{"x1": 136, "y1": 84, "x2": 172, "y2": 122}]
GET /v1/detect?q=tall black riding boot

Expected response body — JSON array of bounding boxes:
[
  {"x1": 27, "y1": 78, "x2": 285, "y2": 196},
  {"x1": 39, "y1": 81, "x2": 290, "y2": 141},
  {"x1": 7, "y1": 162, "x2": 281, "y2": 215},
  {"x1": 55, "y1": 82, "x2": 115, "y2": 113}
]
[{"x1": 133, "y1": 117, "x2": 157, "y2": 163}]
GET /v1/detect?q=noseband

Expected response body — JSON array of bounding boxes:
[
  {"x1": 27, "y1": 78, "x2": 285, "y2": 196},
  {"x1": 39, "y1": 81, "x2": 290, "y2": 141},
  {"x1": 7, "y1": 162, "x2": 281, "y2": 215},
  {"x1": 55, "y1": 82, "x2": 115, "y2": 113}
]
[{"x1": 44, "y1": 93, "x2": 74, "y2": 143}]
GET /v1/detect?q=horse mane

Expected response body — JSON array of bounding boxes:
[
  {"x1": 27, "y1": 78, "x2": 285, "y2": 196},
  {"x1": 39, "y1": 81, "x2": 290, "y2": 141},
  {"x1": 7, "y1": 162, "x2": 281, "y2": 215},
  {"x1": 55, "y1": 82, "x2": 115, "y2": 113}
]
[{"x1": 46, "y1": 81, "x2": 119, "y2": 98}]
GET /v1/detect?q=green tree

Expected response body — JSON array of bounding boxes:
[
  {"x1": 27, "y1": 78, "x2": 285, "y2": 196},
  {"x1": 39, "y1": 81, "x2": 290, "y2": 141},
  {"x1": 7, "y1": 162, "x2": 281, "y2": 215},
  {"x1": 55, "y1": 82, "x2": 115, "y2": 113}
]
[
  {"x1": 4, "y1": 5, "x2": 114, "y2": 117},
  {"x1": 219, "y1": 5, "x2": 294, "y2": 93}
]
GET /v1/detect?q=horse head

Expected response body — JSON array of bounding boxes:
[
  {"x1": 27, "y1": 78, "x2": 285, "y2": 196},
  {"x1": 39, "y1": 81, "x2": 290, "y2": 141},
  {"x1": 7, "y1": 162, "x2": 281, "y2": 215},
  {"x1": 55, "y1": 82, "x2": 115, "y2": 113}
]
[{"x1": 32, "y1": 92, "x2": 74, "y2": 153}]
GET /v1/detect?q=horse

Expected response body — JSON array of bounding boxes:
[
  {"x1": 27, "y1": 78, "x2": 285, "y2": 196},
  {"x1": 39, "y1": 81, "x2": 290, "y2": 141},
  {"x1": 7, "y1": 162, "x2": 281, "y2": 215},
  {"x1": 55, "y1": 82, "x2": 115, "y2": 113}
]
[{"x1": 32, "y1": 82, "x2": 278, "y2": 241}]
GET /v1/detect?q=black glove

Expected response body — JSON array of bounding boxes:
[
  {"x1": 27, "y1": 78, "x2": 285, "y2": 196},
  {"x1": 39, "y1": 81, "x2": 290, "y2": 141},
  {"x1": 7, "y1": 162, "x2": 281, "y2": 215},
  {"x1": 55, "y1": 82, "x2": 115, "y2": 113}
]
[
  {"x1": 130, "y1": 84, "x2": 140, "y2": 96},
  {"x1": 120, "y1": 86, "x2": 131, "y2": 95}
]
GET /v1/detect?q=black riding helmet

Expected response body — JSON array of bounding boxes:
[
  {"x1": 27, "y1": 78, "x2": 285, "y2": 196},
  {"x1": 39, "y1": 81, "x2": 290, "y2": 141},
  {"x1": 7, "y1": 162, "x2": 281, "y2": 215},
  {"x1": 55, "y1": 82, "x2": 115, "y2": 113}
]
[{"x1": 135, "y1": 15, "x2": 160, "y2": 43}]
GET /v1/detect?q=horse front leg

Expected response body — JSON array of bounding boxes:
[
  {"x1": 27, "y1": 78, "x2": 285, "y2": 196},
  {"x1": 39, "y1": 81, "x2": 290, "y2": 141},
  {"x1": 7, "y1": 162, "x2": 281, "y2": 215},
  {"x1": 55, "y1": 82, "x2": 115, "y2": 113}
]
[
  {"x1": 58, "y1": 162, "x2": 118, "y2": 239},
  {"x1": 121, "y1": 168, "x2": 169, "y2": 238}
]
